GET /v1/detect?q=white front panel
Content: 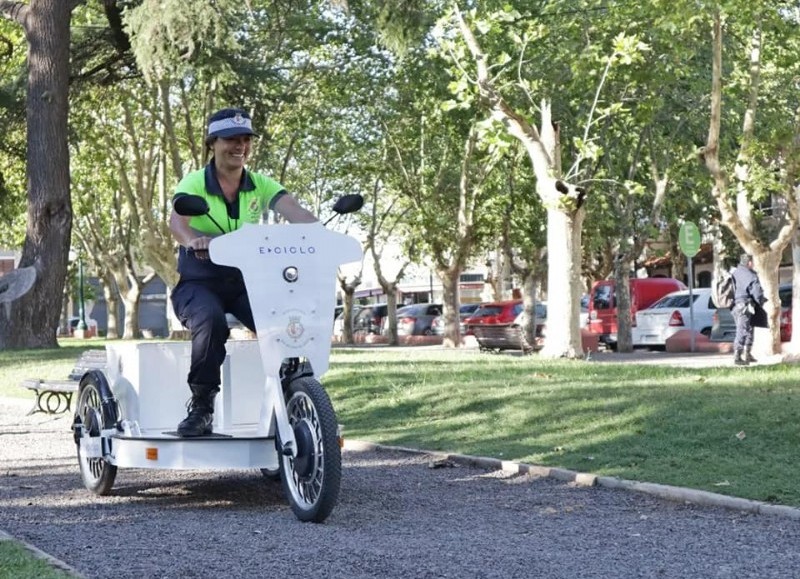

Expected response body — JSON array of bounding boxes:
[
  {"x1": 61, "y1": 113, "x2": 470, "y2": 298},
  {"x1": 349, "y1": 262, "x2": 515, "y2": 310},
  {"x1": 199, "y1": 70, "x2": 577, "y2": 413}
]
[{"x1": 210, "y1": 223, "x2": 362, "y2": 379}]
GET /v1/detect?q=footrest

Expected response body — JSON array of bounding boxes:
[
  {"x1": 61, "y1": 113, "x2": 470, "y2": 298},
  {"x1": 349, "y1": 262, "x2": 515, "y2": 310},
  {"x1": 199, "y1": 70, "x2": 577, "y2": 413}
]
[{"x1": 161, "y1": 431, "x2": 233, "y2": 439}]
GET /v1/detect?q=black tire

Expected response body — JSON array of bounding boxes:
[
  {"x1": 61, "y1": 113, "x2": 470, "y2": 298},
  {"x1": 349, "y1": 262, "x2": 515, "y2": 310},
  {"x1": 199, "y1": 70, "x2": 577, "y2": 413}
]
[
  {"x1": 260, "y1": 467, "x2": 281, "y2": 481},
  {"x1": 278, "y1": 377, "x2": 341, "y2": 523},
  {"x1": 73, "y1": 371, "x2": 118, "y2": 495}
]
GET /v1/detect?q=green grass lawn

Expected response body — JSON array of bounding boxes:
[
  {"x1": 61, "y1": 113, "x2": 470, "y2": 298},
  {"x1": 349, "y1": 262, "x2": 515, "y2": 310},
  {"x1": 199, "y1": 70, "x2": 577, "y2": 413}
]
[
  {"x1": 0, "y1": 541, "x2": 74, "y2": 579},
  {"x1": 324, "y1": 348, "x2": 800, "y2": 507},
  {"x1": 2, "y1": 341, "x2": 798, "y2": 507},
  {"x1": 0, "y1": 338, "x2": 112, "y2": 392}
]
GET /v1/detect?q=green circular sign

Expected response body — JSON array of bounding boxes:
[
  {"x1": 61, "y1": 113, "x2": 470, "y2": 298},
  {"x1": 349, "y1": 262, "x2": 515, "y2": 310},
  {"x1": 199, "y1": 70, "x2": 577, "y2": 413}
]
[{"x1": 679, "y1": 221, "x2": 701, "y2": 257}]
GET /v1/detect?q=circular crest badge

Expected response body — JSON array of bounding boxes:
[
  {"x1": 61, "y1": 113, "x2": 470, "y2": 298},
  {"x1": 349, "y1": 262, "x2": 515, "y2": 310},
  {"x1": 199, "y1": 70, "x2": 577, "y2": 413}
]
[{"x1": 283, "y1": 309, "x2": 311, "y2": 348}]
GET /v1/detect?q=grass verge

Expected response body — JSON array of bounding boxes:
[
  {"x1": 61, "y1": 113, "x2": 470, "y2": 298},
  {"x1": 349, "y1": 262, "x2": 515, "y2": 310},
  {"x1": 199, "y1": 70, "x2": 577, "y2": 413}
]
[
  {"x1": 323, "y1": 348, "x2": 800, "y2": 507},
  {"x1": 0, "y1": 540, "x2": 75, "y2": 578}
]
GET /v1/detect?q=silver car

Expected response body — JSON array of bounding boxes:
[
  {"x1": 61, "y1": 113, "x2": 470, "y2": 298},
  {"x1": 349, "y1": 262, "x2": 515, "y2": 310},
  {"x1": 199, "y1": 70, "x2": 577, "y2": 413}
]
[
  {"x1": 387, "y1": 303, "x2": 443, "y2": 336},
  {"x1": 431, "y1": 303, "x2": 482, "y2": 336}
]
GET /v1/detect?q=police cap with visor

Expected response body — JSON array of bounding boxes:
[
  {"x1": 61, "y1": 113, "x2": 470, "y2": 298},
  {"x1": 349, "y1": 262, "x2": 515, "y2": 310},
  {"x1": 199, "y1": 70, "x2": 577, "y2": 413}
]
[{"x1": 206, "y1": 108, "x2": 259, "y2": 140}]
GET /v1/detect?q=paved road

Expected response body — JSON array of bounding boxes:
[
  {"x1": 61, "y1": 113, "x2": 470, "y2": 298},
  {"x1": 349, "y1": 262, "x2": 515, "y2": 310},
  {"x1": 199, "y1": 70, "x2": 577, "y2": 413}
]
[{"x1": 1, "y1": 396, "x2": 799, "y2": 579}]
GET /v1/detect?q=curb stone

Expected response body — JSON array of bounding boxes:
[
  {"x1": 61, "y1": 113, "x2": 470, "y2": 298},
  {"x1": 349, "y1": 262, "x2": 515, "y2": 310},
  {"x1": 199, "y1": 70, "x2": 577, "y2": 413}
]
[
  {"x1": 343, "y1": 439, "x2": 800, "y2": 520},
  {"x1": 0, "y1": 529, "x2": 86, "y2": 578}
]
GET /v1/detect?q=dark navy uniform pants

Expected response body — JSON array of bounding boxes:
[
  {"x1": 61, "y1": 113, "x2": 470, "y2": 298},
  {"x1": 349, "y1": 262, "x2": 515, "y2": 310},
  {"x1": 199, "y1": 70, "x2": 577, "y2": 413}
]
[
  {"x1": 170, "y1": 277, "x2": 256, "y2": 388},
  {"x1": 731, "y1": 301, "x2": 753, "y2": 351}
]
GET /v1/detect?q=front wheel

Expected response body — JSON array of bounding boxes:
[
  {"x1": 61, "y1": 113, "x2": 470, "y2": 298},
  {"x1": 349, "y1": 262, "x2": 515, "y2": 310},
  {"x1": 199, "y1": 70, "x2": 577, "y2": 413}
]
[
  {"x1": 260, "y1": 467, "x2": 280, "y2": 481},
  {"x1": 73, "y1": 371, "x2": 118, "y2": 495},
  {"x1": 278, "y1": 377, "x2": 341, "y2": 523}
]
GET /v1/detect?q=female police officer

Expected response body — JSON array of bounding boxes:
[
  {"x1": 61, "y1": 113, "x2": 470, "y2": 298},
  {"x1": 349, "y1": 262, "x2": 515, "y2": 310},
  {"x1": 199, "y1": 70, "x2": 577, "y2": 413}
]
[{"x1": 169, "y1": 108, "x2": 317, "y2": 437}]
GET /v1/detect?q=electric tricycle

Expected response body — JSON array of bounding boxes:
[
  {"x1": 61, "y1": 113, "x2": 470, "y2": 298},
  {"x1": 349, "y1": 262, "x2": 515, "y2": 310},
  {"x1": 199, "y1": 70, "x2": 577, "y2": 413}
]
[{"x1": 71, "y1": 195, "x2": 363, "y2": 523}]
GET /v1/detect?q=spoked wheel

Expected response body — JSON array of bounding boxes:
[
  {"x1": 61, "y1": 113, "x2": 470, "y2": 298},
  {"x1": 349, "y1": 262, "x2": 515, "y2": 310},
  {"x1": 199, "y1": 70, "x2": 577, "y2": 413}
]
[
  {"x1": 278, "y1": 377, "x2": 341, "y2": 523},
  {"x1": 72, "y1": 370, "x2": 118, "y2": 495}
]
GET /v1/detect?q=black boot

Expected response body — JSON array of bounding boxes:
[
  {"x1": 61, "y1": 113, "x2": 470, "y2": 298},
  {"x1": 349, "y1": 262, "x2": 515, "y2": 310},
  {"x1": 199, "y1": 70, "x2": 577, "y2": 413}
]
[
  {"x1": 734, "y1": 350, "x2": 748, "y2": 366},
  {"x1": 177, "y1": 384, "x2": 218, "y2": 437},
  {"x1": 744, "y1": 347, "x2": 757, "y2": 364}
]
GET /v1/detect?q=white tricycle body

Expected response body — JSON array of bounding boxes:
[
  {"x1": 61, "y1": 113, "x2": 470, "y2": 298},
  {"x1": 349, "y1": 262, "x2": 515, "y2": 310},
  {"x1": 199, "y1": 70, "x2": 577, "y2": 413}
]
[{"x1": 72, "y1": 220, "x2": 361, "y2": 523}]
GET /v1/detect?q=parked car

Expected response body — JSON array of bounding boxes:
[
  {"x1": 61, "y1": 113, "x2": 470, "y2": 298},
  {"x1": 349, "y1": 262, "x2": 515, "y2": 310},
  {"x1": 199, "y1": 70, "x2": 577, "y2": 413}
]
[
  {"x1": 383, "y1": 303, "x2": 443, "y2": 336},
  {"x1": 512, "y1": 302, "x2": 548, "y2": 338},
  {"x1": 580, "y1": 294, "x2": 590, "y2": 328},
  {"x1": 587, "y1": 277, "x2": 687, "y2": 349},
  {"x1": 631, "y1": 288, "x2": 716, "y2": 349},
  {"x1": 463, "y1": 299, "x2": 546, "y2": 335},
  {"x1": 431, "y1": 303, "x2": 482, "y2": 336},
  {"x1": 710, "y1": 283, "x2": 792, "y2": 343},
  {"x1": 353, "y1": 303, "x2": 390, "y2": 335},
  {"x1": 462, "y1": 299, "x2": 525, "y2": 335},
  {"x1": 333, "y1": 305, "x2": 363, "y2": 337},
  {"x1": 464, "y1": 299, "x2": 546, "y2": 353}
]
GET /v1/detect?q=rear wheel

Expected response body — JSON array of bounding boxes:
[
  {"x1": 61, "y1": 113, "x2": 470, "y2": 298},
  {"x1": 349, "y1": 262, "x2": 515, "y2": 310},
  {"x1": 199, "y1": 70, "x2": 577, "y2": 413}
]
[
  {"x1": 73, "y1": 371, "x2": 118, "y2": 495},
  {"x1": 278, "y1": 377, "x2": 341, "y2": 523}
]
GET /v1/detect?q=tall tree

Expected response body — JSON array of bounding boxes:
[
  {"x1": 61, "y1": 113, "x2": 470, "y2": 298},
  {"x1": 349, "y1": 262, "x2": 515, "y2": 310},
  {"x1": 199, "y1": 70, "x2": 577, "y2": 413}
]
[
  {"x1": 701, "y1": 3, "x2": 800, "y2": 354},
  {"x1": 0, "y1": 0, "x2": 82, "y2": 349},
  {"x1": 447, "y1": 4, "x2": 606, "y2": 358}
]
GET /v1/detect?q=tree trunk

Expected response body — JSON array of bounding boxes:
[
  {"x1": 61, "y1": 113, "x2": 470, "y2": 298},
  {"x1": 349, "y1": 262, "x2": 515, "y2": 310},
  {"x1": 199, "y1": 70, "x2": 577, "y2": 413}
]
[
  {"x1": 790, "y1": 234, "x2": 800, "y2": 354},
  {"x1": 119, "y1": 283, "x2": 142, "y2": 339},
  {"x1": 336, "y1": 271, "x2": 361, "y2": 344},
  {"x1": 520, "y1": 272, "x2": 537, "y2": 348},
  {"x1": 752, "y1": 252, "x2": 782, "y2": 355},
  {"x1": 614, "y1": 258, "x2": 633, "y2": 353},
  {"x1": 101, "y1": 273, "x2": 121, "y2": 339},
  {"x1": 382, "y1": 283, "x2": 400, "y2": 345},
  {"x1": 439, "y1": 268, "x2": 462, "y2": 348},
  {"x1": 340, "y1": 291, "x2": 356, "y2": 344},
  {"x1": 0, "y1": 0, "x2": 73, "y2": 349},
  {"x1": 59, "y1": 286, "x2": 70, "y2": 336},
  {"x1": 540, "y1": 203, "x2": 585, "y2": 358},
  {"x1": 108, "y1": 263, "x2": 149, "y2": 339}
]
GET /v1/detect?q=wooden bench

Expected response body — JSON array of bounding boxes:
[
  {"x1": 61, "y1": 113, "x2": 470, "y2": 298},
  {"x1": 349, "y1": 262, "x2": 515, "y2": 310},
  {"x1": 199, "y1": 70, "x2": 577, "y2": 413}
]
[{"x1": 20, "y1": 349, "x2": 107, "y2": 415}]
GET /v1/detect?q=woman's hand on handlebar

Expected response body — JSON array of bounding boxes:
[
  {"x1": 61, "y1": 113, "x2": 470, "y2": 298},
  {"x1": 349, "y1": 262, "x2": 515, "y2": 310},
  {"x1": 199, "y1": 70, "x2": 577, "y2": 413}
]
[{"x1": 187, "y1": 236, "x2": 213, "y2": 259}]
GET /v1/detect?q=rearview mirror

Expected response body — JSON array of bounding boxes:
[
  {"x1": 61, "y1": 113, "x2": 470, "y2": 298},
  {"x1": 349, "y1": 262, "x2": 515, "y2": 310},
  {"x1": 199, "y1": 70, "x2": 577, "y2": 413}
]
[{"x1": 173, "y1": 194, "x2": 210, "y2": 217}]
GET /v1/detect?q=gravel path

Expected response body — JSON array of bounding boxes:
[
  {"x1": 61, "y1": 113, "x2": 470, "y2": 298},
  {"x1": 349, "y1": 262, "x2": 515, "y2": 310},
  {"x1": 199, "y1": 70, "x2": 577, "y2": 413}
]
[{"x1": 1, "y1": 396, "x2": 799, "y2": 579}]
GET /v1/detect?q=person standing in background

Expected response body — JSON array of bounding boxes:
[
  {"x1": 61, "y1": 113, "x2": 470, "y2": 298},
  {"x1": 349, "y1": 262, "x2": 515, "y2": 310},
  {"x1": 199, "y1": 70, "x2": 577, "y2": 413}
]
[{"x1": 731, "y1": 254, "x2": 766, "y2": 366}]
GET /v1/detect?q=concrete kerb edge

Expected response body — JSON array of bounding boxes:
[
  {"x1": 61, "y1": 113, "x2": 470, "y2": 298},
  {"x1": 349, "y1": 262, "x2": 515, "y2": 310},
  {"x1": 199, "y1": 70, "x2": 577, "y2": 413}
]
[
  {"x1": 0, "y1": 528, "x2": 86, "y2": 578},
  {"x1": 343, "y1": 439, "x2": 800, "y2": 520}
]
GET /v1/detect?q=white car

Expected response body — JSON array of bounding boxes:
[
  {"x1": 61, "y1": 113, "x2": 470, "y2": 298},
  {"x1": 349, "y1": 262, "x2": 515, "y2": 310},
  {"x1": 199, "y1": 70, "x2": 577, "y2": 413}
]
[
  {"x1": 632, "y1": 288, "x2": 716, "y2": 348},
  {"x1": 332, "y1": 305, "x2": 363, "y2": 337}
]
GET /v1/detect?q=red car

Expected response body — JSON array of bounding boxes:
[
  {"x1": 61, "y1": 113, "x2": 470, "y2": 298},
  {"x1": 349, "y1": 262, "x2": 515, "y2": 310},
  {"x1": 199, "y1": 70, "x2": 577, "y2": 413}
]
[
  {"x1": 463, "y1": 300, "x2": 549, "y2": 331},
  {"x1": 462, "y1": 300, "x2": 525, "y2": 335}
]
